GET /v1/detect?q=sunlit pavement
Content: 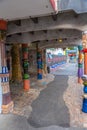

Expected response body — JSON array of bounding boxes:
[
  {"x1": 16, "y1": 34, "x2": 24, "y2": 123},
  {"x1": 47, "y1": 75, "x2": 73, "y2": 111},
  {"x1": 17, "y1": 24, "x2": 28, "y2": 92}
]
[{"x1": 51, "y1": 62, "x2": 78, "y2": 76}]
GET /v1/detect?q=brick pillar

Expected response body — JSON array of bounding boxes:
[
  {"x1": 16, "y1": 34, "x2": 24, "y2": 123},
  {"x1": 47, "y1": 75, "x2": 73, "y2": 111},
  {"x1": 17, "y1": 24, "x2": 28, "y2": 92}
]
[
  {"x1": 78, "y1": 45, "x2": 83, "y2": 84},
  {"x1": 0, "y1": 20, "x2": 13, "y2": 113},
  {"x1": 22, "y1": 44, "x2": 30, "y2": 91},
  {"x1": 36, "y1": 44, "x2": 43, "y2": 80}
]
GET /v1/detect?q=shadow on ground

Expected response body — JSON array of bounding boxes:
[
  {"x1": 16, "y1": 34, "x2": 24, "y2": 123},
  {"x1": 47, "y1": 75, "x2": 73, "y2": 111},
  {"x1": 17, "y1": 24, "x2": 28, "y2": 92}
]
[{"x1": 28, "y1": 75, "x2": 70, "y2": 128}]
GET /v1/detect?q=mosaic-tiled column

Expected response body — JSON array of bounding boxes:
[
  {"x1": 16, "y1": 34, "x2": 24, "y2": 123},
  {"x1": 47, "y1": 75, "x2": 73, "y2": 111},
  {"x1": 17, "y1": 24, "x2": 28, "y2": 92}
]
[
  {"x1": 82, "y1": 31, "x2": 87, "y2": 113},
  {"x1": 0, "y1": 20, "x2": 13, "y2": 113},
  {"x1": 36, "y1": 44, "x2": 43, "y2": 80},
  {"x1": 22, "y1": 44, "x2": 30, "y2": 91},
  {"x1": 78, "y1": 45, "x2": 83, "y2": 84}
]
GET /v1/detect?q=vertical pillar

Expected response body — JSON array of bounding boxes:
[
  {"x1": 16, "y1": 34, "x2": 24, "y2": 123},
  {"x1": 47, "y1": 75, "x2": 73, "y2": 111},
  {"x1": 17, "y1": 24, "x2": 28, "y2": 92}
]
[
  {"x1": 84, "y1": 52, "x2": 87, "y2": 75},
  {"x1": 22, "y1": 44, "x2": 30, "y2": 91},
  {"x1": 42, "y1": 49, "x2": 47, "y2": 76},
  {"x1": 82, "y1": 31, "x2": 87, "y2": 74},
  {"x1": 11, "y1": 44, "x2": 22, "y2": 82},
  {"x1": 82, "y1": 31, "x2": 87, "y2": 113},
  {"x1": 6, "y1": 51, "x2": 12, "y2": 80},
  {"x1": 0, "y1": 20, "x2": 13, "y2": 113},
  {"x1": 78, "y1": 45, "x2": 83, "y2": 84},
  {"x1": 36, "y1": 44, "x2": 43, "y2": 80}
]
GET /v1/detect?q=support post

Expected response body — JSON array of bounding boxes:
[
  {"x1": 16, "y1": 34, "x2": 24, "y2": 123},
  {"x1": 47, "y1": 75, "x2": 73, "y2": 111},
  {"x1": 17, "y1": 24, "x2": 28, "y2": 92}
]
[
  {"x1": 84, "y1": 52, "x2": 87, "y2": 75},
  {"x1": 36, "y1": 44, "x2": 43, "y2": 80},
  {"x1": 0, "y1": 20, "x2": 13, "y2": 113},
  {"x1": 82, "y1": 31, "x2": 87, "y2": 113},
  {"x1": 78, "y1": 45, "x2": 83, "y2": 84},
  {"x1": 11, "y1": 44, "x2": 22, "y2": 82},
  {"x1": 22, "y1": 44, "x2": 30, "y2": 91},
  {"x1": 42, "y1": 49, "x2": 47, "y2": 76}
]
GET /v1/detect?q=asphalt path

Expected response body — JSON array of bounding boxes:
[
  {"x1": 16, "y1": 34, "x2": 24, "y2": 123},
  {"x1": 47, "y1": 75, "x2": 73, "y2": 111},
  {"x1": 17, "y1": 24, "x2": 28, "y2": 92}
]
[{"x1": 28, "y1": 75, "x2": 70, "y2": 128}]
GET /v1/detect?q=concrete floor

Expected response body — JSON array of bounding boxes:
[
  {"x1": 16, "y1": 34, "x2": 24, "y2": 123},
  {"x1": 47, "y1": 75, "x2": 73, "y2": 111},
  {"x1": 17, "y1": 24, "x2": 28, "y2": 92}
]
[
  {"x1": 0, "y1": 62, "x2": 86, "y2": 130},
  {"x1": 0, "y1": 114, "x2": 86, "y2": 130}
]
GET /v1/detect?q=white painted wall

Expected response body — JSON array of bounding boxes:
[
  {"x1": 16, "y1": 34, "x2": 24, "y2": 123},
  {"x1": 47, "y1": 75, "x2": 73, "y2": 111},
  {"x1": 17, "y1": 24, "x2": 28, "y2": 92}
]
[{"x1": 0, "y1": 0, "x2": 58, "y2": 20}]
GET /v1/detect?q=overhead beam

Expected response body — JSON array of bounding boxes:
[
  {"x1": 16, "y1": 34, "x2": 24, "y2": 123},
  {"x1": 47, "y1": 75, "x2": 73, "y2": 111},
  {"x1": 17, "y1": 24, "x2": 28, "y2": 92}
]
[
  {"x1": 38, "y1": 39, "x2": 81, "y2": 49},
  {"x1": 38, "y1": 39, "x2": 81, "y2": 46},
  {"x1": 41, "y1": 44, "x2": 77, "y2": 49},
  {"x1": 7, "y1": 11, "x2": 87, "y2": 35},
  {"x1": 5, "y1": 38, "x2": 81, "y2": 49},
  {"x1": 6, "y1": 29, "x2": 82, "y2": 43}
]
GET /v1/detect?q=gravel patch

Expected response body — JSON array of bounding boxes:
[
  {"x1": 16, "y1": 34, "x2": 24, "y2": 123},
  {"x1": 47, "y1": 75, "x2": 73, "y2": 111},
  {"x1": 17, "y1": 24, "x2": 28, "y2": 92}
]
[
  {"x1": 63, "y1": 76, "x2": 87, "y2": 128},
  {"x1": 10, "y1": 74, "x2": 54, "y2": 118}
]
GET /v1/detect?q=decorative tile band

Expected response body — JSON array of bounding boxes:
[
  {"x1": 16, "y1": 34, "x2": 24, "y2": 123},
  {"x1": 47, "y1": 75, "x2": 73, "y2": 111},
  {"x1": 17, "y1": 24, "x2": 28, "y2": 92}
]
[{"x1": 0, "y1": 23, "x2": 13, "y2": 114}]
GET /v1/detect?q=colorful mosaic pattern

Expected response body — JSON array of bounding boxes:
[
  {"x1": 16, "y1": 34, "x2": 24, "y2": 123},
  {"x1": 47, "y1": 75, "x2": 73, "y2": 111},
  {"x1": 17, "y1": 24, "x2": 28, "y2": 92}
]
[
  {"x1": 0, "y1": 20, "x2": 13, "y2": 113},
  {"x1": 22, "y1": 44, "x2": 30, "y2": 91},
  {"x1": 37, "y1": 45, "x2": 43, "y2": 80},
  {"x1": 82, "y1": 32, "x2": 87, "y2": 113},
  {"x1": 78, "y1": 45, "x2": 83, "y2": 84}
]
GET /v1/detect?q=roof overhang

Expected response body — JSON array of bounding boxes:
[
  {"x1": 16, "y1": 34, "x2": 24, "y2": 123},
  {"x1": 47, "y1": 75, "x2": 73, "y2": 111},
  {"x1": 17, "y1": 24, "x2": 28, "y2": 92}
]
[{"x1": 0, "y1": 0, "x2": 58, "y2": 20}]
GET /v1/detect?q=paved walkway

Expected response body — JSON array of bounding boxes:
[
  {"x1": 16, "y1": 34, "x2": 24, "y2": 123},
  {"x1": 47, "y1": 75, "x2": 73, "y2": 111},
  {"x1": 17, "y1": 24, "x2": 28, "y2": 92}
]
[
  {"x1": 51, "y1": 63, "x2": 78, "y2": 76},
  {"x1": 0, "y1": 114, "x2": 86, "y2": 130},
  {"x1": 28, "y1": 63, "x2": 78, "y2": 128},
  {"x1": 28, "y1": 75, "x2": 70, "y2": 128}
]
